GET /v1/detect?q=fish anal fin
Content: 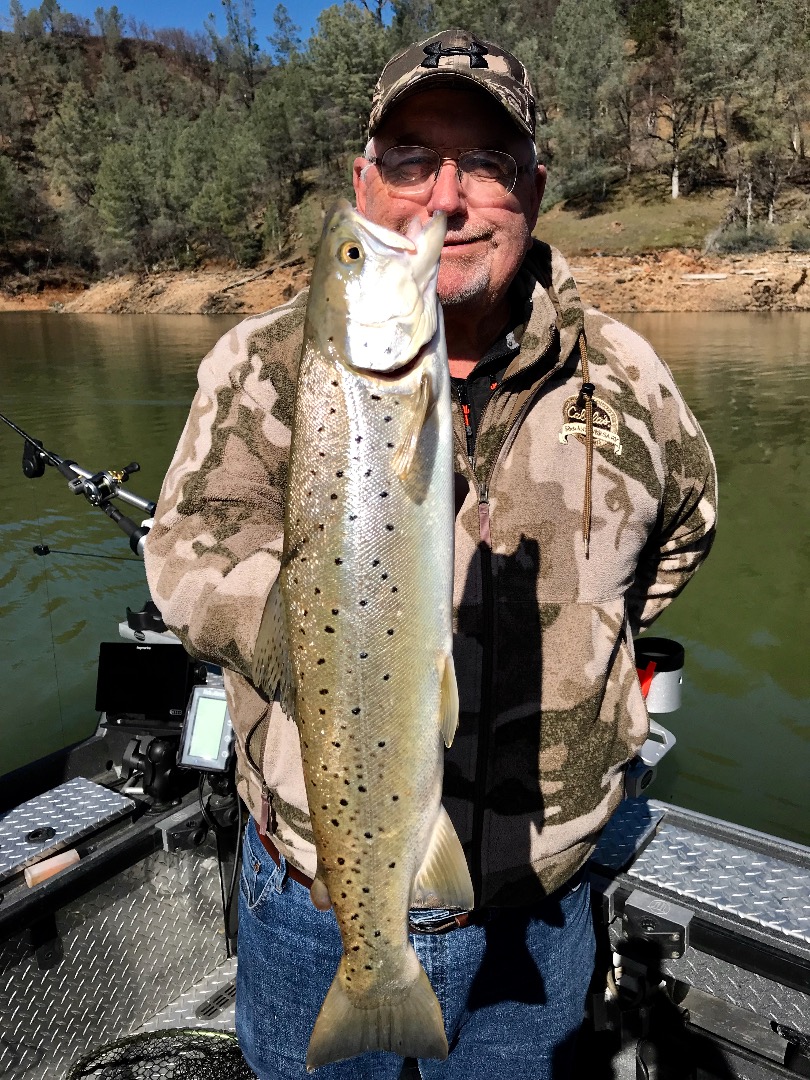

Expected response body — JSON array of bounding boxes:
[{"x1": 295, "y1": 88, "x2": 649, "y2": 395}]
[
  {"x1": 392, "y1": 371, "x2": 431, "y2": 482},
  {"x1": 412, "y1": 805, "x2": 474, "y2": 911},
  {"x1": 439, "y1": 652, "x2": 459, "y2": 748},
  {"x1": 251, "y1": 577, "x2": 294, "y2": 716},
  {"x1": 306, "y1": 953, "x2": 447, "y2": 1071}
]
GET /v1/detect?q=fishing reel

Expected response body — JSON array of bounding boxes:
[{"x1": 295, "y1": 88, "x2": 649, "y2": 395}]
[{"x1": 5, "y1": 411, "x2": 157, "y2": 557}]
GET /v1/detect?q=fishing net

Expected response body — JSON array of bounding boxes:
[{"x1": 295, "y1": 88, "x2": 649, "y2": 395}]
[{"x1": 64, "y1": 1028, "x2": 256, "y2": 1080}]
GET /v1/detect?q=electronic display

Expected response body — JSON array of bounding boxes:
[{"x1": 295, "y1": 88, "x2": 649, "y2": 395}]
[{"x1": 178, "y1": 685, "x2": 234, "y2": 772}]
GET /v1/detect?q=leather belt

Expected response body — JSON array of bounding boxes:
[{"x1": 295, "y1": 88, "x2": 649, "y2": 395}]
[
  {"x1": 257, "y1": 831, "x2": 315, "y2": 891},
  {"x1": 256, "y1": 831, "x2": 474, "y2": 933}
]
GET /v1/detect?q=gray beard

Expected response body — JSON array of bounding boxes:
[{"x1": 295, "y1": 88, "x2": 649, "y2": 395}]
[{"x1": 438, "y1": 263, "x2": 492, "y2": 310}]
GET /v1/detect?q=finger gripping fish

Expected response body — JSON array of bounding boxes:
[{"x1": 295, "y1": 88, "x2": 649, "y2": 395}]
[{"x1": 252, "y1": 201, "x2": 473, "y2": 1070}]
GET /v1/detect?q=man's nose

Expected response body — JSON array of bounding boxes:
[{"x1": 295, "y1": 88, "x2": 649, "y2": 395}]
[{"x1": 426, "y1": 159, "x2": 466, "y2": 215}]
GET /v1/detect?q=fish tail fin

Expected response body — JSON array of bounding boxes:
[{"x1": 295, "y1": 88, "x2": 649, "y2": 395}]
[{"x1": 305, "y1": 953, "x2": 447, "y2": 1071}]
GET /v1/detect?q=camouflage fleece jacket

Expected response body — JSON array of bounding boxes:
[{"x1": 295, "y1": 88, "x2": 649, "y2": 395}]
[{"x1": 145, "y1": 240, "x2": 716, "y2": 907}]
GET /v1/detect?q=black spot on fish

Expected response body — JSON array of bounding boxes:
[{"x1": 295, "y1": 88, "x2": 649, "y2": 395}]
[
  {"x1": 332, "y1": 608, "x2": 339, "y2": 615},
  {"x1": 364, "y1": 831, "x2": 372, "y2": 839},
  {"x1": 319, "y1": 708, "x2": 326, "y2": 716},
  {"x1": 383, "y1": 674, "x2": 390, "y2": 681},
  {"x1": 331, "y1": 819, "x2": 339, "y2": 826},
  {"x1": 331, "y1": 380, "x2": 338, "y2": 387},
  {"x1": 381, "y1": 573, "x2": 388, "y2": 580},
  {"x1": 340, "y1": 799, "x2": 348, "y2": 806},
  {"x1": 320, "y1": 688, "x2": 329, "y2": 695},
  {"x1": 378, "y1": 741, "x2": 386, "y2": 747},
  {"x1": 371, "y1": 394, "x2": 380, "y2": 400},
  {"x1": 359, "y1": 652, "x2": 368, "y2": 659},
  {"x1": 351, "y1": 913, "x2": 359, "y2": 921},
  {"x1": 335, "y1": 558, "x2": 343, "y2": 565},
  {"x1": 372, "y1": 559, "x2": 379, "y2": 567},
  {"x1": 337, "y1": 857, "x2": 345, "y2": 865},
  {"x1": 362, "y1": 886, "x2": 370, "y2": 893},
  {"x1": 387, "y1": 442, "x2": 394, "y2": 448},
  {"x1": 392, "y1": 586, "x2": 398, "y2": 593},
  {"x1": 352, "y1": 945, "x2": 360, "y2": 952},
  {"x1": 359, "y1": 599, "x2": 367, "y2": 607},
  {"x1": 379, "y1": 491, "x2": 388, "y2": 498},
  {"x1": 392, "y1": 795, "x2": 399, "y2": 801},
  {"x1": 317, "y1": 658, "x2": 325, "y2": 665},
  {"x1": 385, "y1": 524, "x2": 394, "y2": 531},
  {"x1": 365, "y1": 964, "x2": 373, "y2": 970},
  {"x1": 358, "y1": 785, "x2": 366, "y2": 792},
  {"x1": 355, "y1": 436, "x2": 362, "y2": 443},
  {"x1": 332, "y1": 741, "x2": 341, "y2": 748},
  {"x1": 330, "y1": 493, "x2": 338, "y2": 500},
  {"x1": 352, "y1": 707, "x2": 360, "y2": 715},
  {"x1": 314, "y1": 587, "x2": 321, "y2": 594},
  {"x1": 387, "y1": 629, "x2": 394, "y2": 636},
  {"x1": 389, "y1": 862, "x2": 396, "y2": 868},
  {"x1": 336, "y1": 470, "x2": 343, "y2": 477},
  {"x1": 384, "y1": 416, "x2": 392, "y2": 422},
  {"x1": 364, "y1": 469, "x2": 372, "y2": 477}
]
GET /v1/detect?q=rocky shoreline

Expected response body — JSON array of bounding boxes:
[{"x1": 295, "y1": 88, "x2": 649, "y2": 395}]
[{"x1": 1, "y1": 249, "x2": 808, "y2": 315}]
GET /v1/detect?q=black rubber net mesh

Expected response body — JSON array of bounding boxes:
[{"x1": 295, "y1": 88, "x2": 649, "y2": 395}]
[{"x1": 64, "y1": 1029, "x2": 256, "y2": 1080}]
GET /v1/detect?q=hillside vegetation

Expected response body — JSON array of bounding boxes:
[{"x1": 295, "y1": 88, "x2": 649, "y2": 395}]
[{"x1": 1, "y1": 0, "x2": 809, "y2": 291}]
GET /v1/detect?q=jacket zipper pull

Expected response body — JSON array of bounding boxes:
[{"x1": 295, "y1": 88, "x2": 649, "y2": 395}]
[
  {"x1": 258, "y1": 783, "x2": 271, "y2": 837},
  {"x1": 455, "y1": 382, "x2": 475, "y2": 465},
  {"x1": 478, "y1": 485, "x2": 491, "y2": 549}
]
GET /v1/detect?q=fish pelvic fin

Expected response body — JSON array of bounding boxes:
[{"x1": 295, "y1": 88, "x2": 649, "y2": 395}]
[
  {"x1": 392, "y1": 371, "x2": 431, "y2": 483},
  {"x1": 306, "y1": 953, "x2": 447, "y2": 1071},
  {"x1": 412, "y1": 805, "x2": 475, "y2": 911},
  {"x1": 251, "y1": 577, "x2": 294, "y2": 716},
  {"x1": 439, "y1": 652, "x2": 459, "y2": 748}
]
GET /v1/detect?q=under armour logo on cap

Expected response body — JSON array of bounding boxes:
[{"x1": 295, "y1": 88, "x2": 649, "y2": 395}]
[
  {"x1": 368, "y1": 27, "x2": 536, "y2": 139},
  {"x1": 421, "y1": 40, "x2": 489, "y2": 69}
]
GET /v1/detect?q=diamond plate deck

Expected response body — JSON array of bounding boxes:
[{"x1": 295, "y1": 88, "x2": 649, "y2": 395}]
[
  {"x1": 627, "y1": 818, "x2": 810, "y2": 943},
  {"x1": 662, "y1": 948, "x2": 810, "y2": 1029},
  {"x1": 0, "y1": 841, "x2": 226, "y2": 1080},
  {"x1": 590, "y1": 798, "x2": 666, "y2": 872},
  {"x1": 0, "y1": 778, "x2": 134, "y2": 883},
  {"x1": 137, "y1": 959, "x2": 238, "y2": 1033}
]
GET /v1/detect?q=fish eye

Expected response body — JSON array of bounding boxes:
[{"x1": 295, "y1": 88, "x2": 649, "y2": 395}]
[{"x1": 338, "y1": 241, "x2": 364, "y2": 265}]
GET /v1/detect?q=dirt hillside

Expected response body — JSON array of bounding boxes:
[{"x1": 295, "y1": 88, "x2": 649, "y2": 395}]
[{"x1": 1, "y1": 249, "x2": 808, "y2": 315}]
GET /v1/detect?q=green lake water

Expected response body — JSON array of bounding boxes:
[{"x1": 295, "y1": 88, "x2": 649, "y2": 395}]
[{"x1": 1, "y1": 311, "x2": 808, "y2": 844}]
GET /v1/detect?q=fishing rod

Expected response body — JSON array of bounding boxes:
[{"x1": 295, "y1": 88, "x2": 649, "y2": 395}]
[{"x1": 1, "y1": 410, "x2": 157, "y2": 557}]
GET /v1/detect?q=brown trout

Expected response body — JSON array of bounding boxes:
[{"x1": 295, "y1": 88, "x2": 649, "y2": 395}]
[{"x1": 252, "y1": 202, "x2": 473, "y2": 1070}]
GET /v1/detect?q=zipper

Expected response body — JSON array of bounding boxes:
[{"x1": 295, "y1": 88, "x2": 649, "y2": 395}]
[
  {"x1": 245, "y1": 706, "x2": 273, "y2": 836},
  {"x1": 470, "y1": 483, "x2": 492, "y2": 903}
]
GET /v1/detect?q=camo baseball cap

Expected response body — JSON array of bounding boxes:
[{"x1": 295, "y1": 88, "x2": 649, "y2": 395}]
[{"x1": 369, "y1": 29, "x2": 535, "y2": 139}]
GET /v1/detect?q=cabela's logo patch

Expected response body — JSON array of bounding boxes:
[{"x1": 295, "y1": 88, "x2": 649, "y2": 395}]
[{"x1": 559, "y1": 393, "x2": 622, "y2": 455}]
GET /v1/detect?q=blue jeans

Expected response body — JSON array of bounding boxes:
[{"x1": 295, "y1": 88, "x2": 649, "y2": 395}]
[{"x1": 236, "y1": 817, "x2": 595, "y2": 1080}]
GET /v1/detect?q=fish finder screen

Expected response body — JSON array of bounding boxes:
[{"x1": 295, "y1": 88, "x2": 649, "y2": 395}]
[
  {"x1": 178, "y1": 686, "x2": 234, "y2": 771},
  {"x1": 189, "y1": 697, "x2": 228, "y2": 760}
]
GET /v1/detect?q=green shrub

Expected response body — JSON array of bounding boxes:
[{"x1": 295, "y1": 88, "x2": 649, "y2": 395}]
[
  {"x1": 711, "y1": 223, "x2": 778, "y2": 254},
  {"x1": 788, "y1": 227, "x2": 810, "y2": 252}
]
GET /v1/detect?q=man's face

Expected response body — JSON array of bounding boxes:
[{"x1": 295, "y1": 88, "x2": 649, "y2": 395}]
[{"x1": 353, "y1": 86, "x2": 546, "y2": 313}]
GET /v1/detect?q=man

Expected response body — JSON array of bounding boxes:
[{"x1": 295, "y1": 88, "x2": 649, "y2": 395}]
[{"x1": 145, "y1": 28, "x2": 716, "y2": 1080}]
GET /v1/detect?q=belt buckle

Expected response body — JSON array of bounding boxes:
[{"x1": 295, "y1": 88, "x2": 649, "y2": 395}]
[{"x1": 408, "y1": 909, "x2": 471, "y2": 934}]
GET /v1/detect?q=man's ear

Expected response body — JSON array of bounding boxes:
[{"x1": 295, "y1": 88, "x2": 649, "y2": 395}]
[
  {"x1": 528, "y1": 164, "x2": 547, "y2": 231},
  {"x1": 353, "y1": 157, "x2": 369, "y2": 214}
]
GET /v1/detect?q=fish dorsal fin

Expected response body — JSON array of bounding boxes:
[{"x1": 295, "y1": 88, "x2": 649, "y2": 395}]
[
  {"x1": 252, "y1": 577, "x2": 294, "y2": 717},
  {"x1": 411, "y1": 805, "x2": 474, "y2": 911},
  {"x1": 439, "y1": 652, "x2": 459, "y2": 748},
  {"x1": 392, "y1": 371, "x2": 431, "y2": 481}
]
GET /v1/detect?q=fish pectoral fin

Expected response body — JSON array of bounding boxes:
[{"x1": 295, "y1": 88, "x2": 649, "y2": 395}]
[
  {"x1": 306, "y1": 952, "x2": 447, "y2": 1071},
  {"x1": 412, "y1": 805, "x2": 475, "y2": 911},
  {"x1": 392, "y1": 370, "x2": 431, "y2": 482},
  {"x1": 439, "y1": 652, "x2": 459, "y2": 748},
  {"x1": 251, "y1": 577, "x2": 294, "y2": 716}
]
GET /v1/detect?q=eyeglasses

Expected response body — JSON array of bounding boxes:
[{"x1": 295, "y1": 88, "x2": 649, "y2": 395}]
[{"x1": 367, "y1": 146, "x2": 532, "y2": 201}]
